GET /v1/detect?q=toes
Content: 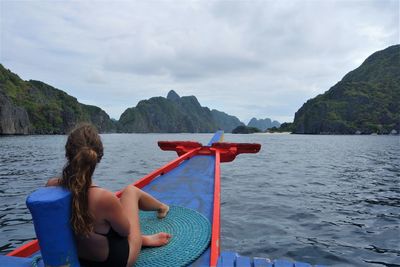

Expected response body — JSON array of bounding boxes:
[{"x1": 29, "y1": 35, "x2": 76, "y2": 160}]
[
  {"x1": 163, "y1": 236, "x2": 170, "y2": 244},
  {"x1": 157, "y1": 204, "x2": 170, "y2": 219},
  {"x1": 161, "y1": 232, "x2": 171, "y2": 244}
]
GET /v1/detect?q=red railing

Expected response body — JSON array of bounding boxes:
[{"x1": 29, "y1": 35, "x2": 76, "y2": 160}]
[
  {"x1": 210, "y1": 149, "x2": 221, "y2": 267},
  {"x1": 6, "y1": 239, "x2": 39, "y2": 257}
]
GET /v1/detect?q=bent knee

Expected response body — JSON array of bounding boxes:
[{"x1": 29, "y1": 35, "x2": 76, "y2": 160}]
[{"x1": 122, "y1": 185, "x2": 140, "y2": 198}]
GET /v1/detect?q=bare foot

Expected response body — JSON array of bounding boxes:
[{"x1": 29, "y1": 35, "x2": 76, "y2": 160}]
[
  {"x1": 142, "y1": 233, "x2": 171, "y2": 247},
  {"x1": 157, "y1": 204, "x2": 169, "y2": 219}
]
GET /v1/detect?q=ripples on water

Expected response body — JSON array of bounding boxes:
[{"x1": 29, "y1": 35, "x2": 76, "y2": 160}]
[{"x1": 0, "y1": 134, "x2": 399, "y2": 266}]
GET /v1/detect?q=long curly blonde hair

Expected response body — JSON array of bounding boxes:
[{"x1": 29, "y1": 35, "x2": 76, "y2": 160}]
[{"x1": 59, "y1": 123, "x2": 103, "y2": 236}]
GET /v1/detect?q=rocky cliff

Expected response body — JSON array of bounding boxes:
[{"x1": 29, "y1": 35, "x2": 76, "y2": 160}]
[
  {"x1": 81, "y1": 104, "x2": 116, "y2": 133},
  {"x1": 0, "y1": 92, "x2": 30, "y2": 134},
  {"x1": 293, "y1": 45, "x2": 400, "y2": 134},
  {"x1": 118, "y1": 90, "x2": 243, "y2": 133},
  {"x1": 0, "y1": 64, "x2": 116, "y2": 134}
]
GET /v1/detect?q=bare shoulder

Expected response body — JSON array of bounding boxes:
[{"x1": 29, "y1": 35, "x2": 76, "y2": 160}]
[
  {"x1": 96, "y1": 189, "x2": 120, "y2": 211},
  {"x1": 46, "y1": 177, "x2": 61, "y2": 187}
]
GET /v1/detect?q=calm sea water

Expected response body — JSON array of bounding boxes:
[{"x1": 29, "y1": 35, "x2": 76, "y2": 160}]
[{"x1": 0, "y1": 134, "x2": 399, "y2": 266}]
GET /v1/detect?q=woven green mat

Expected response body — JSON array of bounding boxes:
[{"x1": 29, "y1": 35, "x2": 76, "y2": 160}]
[{"x1": 134, "y1": 206, "x2": 211, "y2": 267}]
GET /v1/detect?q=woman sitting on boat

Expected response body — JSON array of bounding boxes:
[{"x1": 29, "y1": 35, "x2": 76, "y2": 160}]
[{"x1": 46, "y1": 123, "x2": 171, "y2": 267}]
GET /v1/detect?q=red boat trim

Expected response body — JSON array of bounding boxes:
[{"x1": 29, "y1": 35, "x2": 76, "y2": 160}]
[
  {"x1": 210, "y1": 149, "x2": 221, "y2": 267},
  {"x1": 116, "y1": 147, "x2": 200, "y2": 197},
  {"x1": 158, "y1": 141, "x2": 261, "y2": 163},
  {"x1": 6, "y1": 240, "x2": 39, "y2": 257}
]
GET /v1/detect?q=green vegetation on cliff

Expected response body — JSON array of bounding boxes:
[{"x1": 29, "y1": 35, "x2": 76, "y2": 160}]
[
  {"x1": 118, "y1": 90, "x2": 243, "y2": 133},
  {"x1": 0, "y1": 64, "x2": 115, "y2": 134},
  {"x1": 118, "y1": 96, "x2": 202, "y2": 133},
  {"x1": 268, "y1": 122, "x2": 294, "y2": 133},
  {"x1": 293, "y1": 45, "x2": 400, "y2": 134},
  {"x1": 232, "y1": 125, "x2": 261, "y2": 134}
]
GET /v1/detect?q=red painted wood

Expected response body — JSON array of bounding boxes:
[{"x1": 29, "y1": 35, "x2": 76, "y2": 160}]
[
  {"x1": 6, "y1": 240, "x2": 39, "y2": 257},
  {"x1": 212, "y1": 143, "x2": 261, "y2": 162},
  {"x1": 210, "y1": 149, "x2": 221, "y2": 267},
  {"x1": 158, "y1": 141, "x2": 202, "y2": 153},
  {"x1": 159, "y1": 141, "x2": 261, "y2": 162}
]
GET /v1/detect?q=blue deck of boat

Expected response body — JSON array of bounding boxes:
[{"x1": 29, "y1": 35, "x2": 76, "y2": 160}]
[{"x1": 142, "y1": 155, "x2": 215, "y2": 266}]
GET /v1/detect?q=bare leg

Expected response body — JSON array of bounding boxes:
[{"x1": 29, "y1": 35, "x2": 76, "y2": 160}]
[
  {"x1": 136, "y1": 188, "x2": 169, "y2": 218},
  {"x1": 119, "y1": 185, "x2": 170, "y2": 267}
]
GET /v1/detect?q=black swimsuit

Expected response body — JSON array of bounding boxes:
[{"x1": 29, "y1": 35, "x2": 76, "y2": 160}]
[
  {"x1": 79, "y1": 186, "x2": 130, "y2": 267},
  {"x1": 79, "y1": 228, "x2": 129, "y2": 267}
]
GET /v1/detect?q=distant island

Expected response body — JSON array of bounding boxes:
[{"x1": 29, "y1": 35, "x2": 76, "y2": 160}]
[
  {"x1": 247, "y1": 118, "x2": 280, "y2": 131},
  {"x1": 231, "y1": 117, "x2": 282, "y2": 134},
  {"x1": 232, "y1": 125, "x2": 261, "y2": 134}
]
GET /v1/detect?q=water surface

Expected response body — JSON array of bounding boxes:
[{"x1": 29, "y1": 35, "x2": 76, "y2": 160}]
[{"x1": 0, "y1": 134, "x2": 399, "y2": 266}]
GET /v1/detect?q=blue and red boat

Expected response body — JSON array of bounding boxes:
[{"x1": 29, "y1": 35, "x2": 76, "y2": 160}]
[{"x1": 0, "y1": 131, "x2": 326, "y2": 267}]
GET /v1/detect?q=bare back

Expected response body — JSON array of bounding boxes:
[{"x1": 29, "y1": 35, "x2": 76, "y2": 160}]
[
  {"x1": 76, "y1": 186, "x2": 110, "y2": 261},
  {"x1": 46, "y1": 179, "x2": 130, "y2": 262}
]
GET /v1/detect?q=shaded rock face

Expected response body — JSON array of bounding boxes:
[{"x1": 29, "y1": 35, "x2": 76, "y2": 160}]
[
  {"x1": 293, "y1": 44, "x2": 400, "y2": 134},
  {"x1": 247, "y1": 118, "x2": 281, "y2": 131},
  {"x1": 211, "y1": 109, "x2": 244, "y2": 132},
  {"x1": 166, "y1": 90, "x2": 181, "y2": 101},
  {"x1": 60, "y1": 107, "x2": 79, "y2": 134},
  {"x1": 0, "y1": 93, "x2": 30, "y2": 134},
  {"x1": 81, "y1": 104, "x2": 116, "y2": 133}
]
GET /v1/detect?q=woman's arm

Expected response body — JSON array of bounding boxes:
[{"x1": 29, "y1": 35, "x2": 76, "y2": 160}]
[
  {"x1": 46, "y1": 177, "x2": 60, "y2": 187},
  {"x1": 100, "y1": 191, "x2": 131, "y2": 237}
]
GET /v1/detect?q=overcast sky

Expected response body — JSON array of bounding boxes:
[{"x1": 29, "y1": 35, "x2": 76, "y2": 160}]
[{"x1": 1, "y1": 0, "x2": 398, "y2": 123}]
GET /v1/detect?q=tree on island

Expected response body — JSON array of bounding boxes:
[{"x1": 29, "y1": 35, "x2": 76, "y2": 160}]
[
  {"x1": 268, "y1": 122, "x2": 294, "y2": 133},
  {"x1": 232, "y1": 125, "x2": 261, "y2": 134}
]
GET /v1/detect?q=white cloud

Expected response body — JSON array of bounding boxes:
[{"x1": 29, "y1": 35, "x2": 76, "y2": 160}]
[{"x1": 0, "y1": 0, "x2": 398, "y2": 123}]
